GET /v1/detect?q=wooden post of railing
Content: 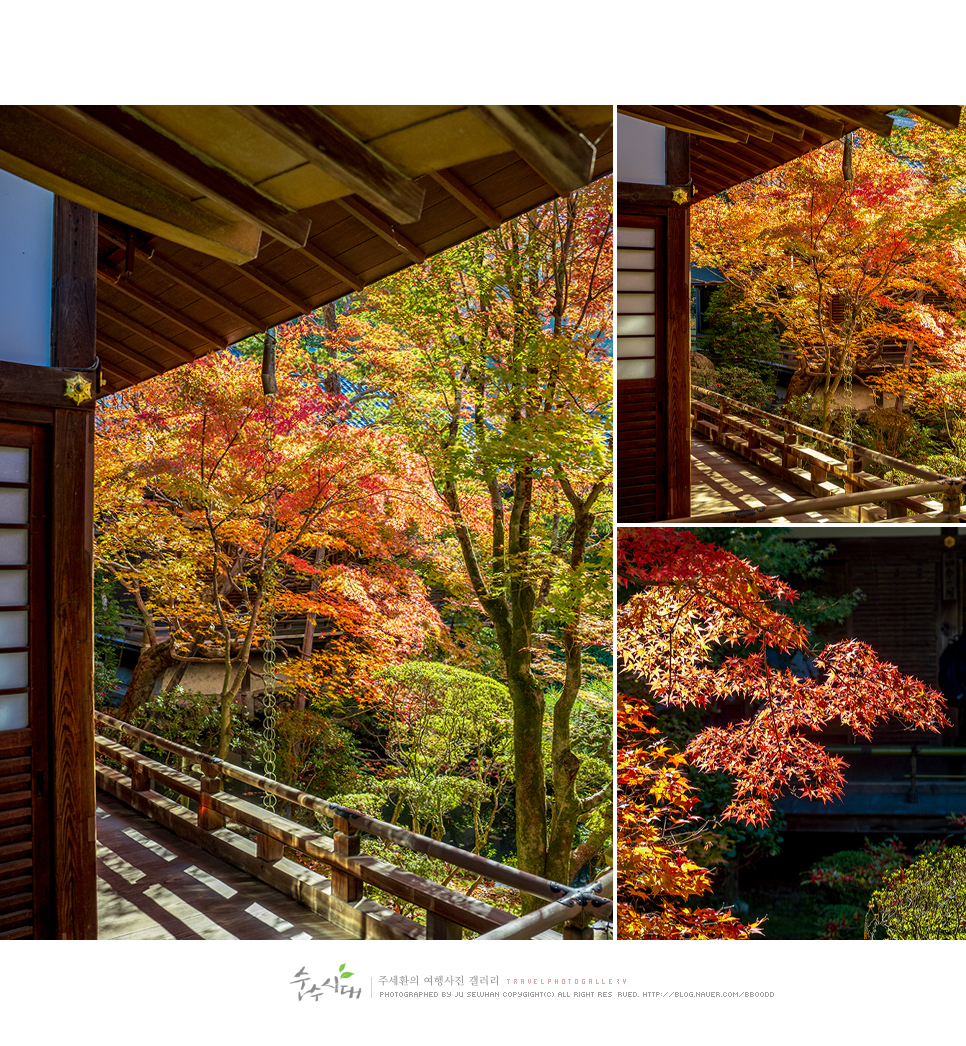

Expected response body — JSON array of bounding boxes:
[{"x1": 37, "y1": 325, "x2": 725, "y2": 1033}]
[
  {"x1": 331, "y1": 811, "x2": 364, "y2": 903},
  {"x1": 781, "y1": 425, "x2": 795, "y2": 472},
  {"x1": 943, "y1": 486, "x2": 962, "y2": 518},
  {"x1": 198, "y1": 760, "x2": 224, "y2": 831},
  {"x1": 562, "y1": 915, "x2": 595, "y2": 940},
  {"x1": 257, "y1": 832, "x2": 284, "y2": 861},
  {"x1": 845, "y1": 444, "x2": 861, "y2": 496},
  {"x1": 130, "y1": 761, "x2": 151, "y2": 794},
  {"x1": 425, "y1": 910, "x2": 463, "y2": 940}
]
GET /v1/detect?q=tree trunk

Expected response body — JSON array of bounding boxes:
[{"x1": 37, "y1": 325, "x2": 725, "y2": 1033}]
[{"x1": 118, "y1": 638, "x2": 176, "y2": 721}]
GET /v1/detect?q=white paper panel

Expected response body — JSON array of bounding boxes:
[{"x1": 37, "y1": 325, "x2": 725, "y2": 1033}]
[
  {"x1": 616, "y1": 271, "x2": 655, "y2": 293},
  {"x1": 616, "y1": 249, "x2": 655, "y2": 270},
  {"x1": 616, "y1": 359, "x2": 656, "y2": 380},
  {"x1": 617, "y1": 315, "x2": 657, "y2": 337},
  {"x1": 0, "y1": 692, "x2": 28, "y2": 731},
  {"x1": 0, "y1": 530, "x2": 27, "y2": 565},
  {"x1": 617, "y1": 293, "x2": 656, "y2": 314},
  {"x1": 0, "y1": 570, "x2": 28, "y2": 606},
  {"x1": 616, "y1": 336, "x2": 656, "y2": 357},
  {"x1": 0, "y1": 611, "x2": 27, "y2": 648},
  {"x1": 616, "y1": 113, "x2": 665, "y2": 184},
  {"x1": 0, "y1": 447, "x2": 29, "y2": 484},
  {"x1": 0, "y1": 489, "x2": 28, "y2": 524},
  {"x1": 615, "y1": 227, "x2": 656, "y2": 249},
  {"x1": 0, "y1": 651, "x2": 28, "y2": 689}
]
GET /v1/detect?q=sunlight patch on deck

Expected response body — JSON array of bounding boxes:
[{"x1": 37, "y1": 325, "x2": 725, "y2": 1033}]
[
  {"x1": 122, "y1": 827, "x2": 177, "y2": 861},
  {"x1": 689, "y1": 437, "x2": 851, "y2": 523},
  {"x1": 96, "y1": 844, "x2": 146, "y2": 884},
  {"x1": 245, "y1": 902, "x2": 295, "y2": 933},
  {"x1": 183, "y1": 864, "x2": 238, "y2": 899}
]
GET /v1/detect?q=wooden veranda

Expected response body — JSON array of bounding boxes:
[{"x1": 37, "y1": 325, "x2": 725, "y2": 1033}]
[
  {"x1": 91, "y1": 713, "x2": 613, "y2": 942},
  {"x1": 677, "y1": 389, "x2": 966, "y2": 524}
]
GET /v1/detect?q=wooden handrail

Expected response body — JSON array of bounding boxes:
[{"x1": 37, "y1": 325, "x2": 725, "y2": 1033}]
[
  {"x1": 92, "y1": 711, "x2": 611, "y2": 940},
  {"x1": 476, "y1": 870, "x2": 613, "y2": 940},
  {"x1": 93, "y1": 710, "x2": 564, "y2": 902},
  {"x1": 690, "y1": 387, "x2": 966, "y2": 521}
]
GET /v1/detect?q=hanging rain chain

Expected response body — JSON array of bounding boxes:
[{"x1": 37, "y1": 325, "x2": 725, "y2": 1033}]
[
  {"x1": 261, "y1": 329, "x2": 280, "y2": 810},
  {"x1": 841, "y1": 133, "x2": 855, "y2": 444}
]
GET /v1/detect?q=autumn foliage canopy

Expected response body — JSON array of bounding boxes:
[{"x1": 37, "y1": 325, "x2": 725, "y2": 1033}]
[{"x1": 617, "y1": 528, "x2": 949, "y2": 939}]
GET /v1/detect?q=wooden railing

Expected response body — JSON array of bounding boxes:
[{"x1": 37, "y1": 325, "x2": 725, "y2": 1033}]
[
  {"x1": 93, "y1": 711, "x2": 612, "y2": 942},
  {"x1": 688, "y1": 387, "x2": 966, "y2": 522}
]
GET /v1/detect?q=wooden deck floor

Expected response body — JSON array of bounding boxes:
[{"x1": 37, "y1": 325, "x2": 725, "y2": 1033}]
[
  {"x1": 96, "y1": 791, "x2": 354, "y2": 941},
  {"x1": 689, "y1": 437, "x2": 855, "y2": 523}
]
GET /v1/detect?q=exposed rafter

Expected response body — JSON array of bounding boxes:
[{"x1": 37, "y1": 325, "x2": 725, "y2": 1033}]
[
  {"x1": 97, "y1": 301, "x2": 198, "y2": 365},
  {"x1": 233, "y1": 105, "x2": 426, "y2": 226},
  {"x1": 238, "y1": 261, "x2": 314, "y2": 314},
  {"x1": 97, "y1": 265, "x2": 228, "y2": 349},
  {"x1": 296, "y1": 239, "x2": 365, "y2": 292},
  {"x1": 470, "y1": 106, "x2": 598, "y2": 193},
  {"x1": 618, "y1": 105, "x2": 743, "y2": 142},
  {"x1": 817, "y1": 105, "x2": 895, "y2": 137},
  {"x1": 99, "y1": 218, "x2": 264, "y2": 330},
  {"x1": 336, "y1": 196, "x2": 427, "y2": 263},
  {"x1": 95, "y1": 333, "x2": 164, "y2": 377},
  {"x1": 429, "y1": 168, "x2": 502, "y2": 228}
]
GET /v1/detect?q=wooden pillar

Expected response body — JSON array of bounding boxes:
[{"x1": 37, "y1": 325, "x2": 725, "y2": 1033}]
[
  {"x1": 48, "y1": 198, "x2": 98, "y2": 940},
  {"x1": 664, "y1": 130, "x2": 691, "y2": 520}
]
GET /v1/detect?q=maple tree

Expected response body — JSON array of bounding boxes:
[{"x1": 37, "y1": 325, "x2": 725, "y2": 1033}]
[
  {"x1": 617, "y1": 527, "x2": 949, "y2": 938},
  {"x1": 301, "y1": 178, "x2": 614, "y2": 897},
  {"x1": 95, "y1": 347, "x2": 445, "y2": 759},
  {"x1": 692, "y1": 125, "x2": 966, "y2": 432}
]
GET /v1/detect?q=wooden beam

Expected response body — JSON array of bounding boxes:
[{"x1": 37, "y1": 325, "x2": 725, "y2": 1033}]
[
  {"x1": 470, "y1": 105, "x2": 598, "y2": 194},
  {"x1": 97, "y1": 265, "x2": 228, "y2": 350},
  {"x1": 0, "y1": 106, "x2": 262, "y2": 265},
  {"x1": 69, "y1": 106, "x2": 312, "y2": 250},
  {"x1": 429, "y1": 168, "x2": 502, "y2": 228},
  {"x1": 97, "y1": 301, "x2": 197, "y2": 365},
  {"x1": 297, "y1": 240, "x2": 365, "y2": 292},
  {"x1": 237, "y1": 261, "x2": 314, "y2": 315},
  {"x1": 0, "y1": 361, "x2": 100, "y2": 411},
  {"x1": 905, "y1": 106, "x2": 962, "y2": 130},
  {"x1": 754, "y1": 106, "x2": 845, "y2": 140},
  {"x1": 666, "y1": 130, "x2": 691, "y2": 520},
  {"x1": 616, "y1": 182, "x2": 694, "y2": 206},
  {"x1": 818, "y1": 105, "x2": 895, "y2": 137},
  {"x1": 690, "y1": 106, "x2": 775, "y2": 141},
  {"x1": 336, "y1": 196, "x2": 427, "y2": 263},
  {"x1": 618, "y1": 105, "x2": 742, "y2": 142},
  {"x1": 233, "y1": 105, "x2": 426, "y2": 226}
]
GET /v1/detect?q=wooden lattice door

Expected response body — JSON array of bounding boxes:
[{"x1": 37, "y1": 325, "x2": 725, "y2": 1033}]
[{"x1": 0, "y1": 421, "x2": 50, "y2": 938}]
